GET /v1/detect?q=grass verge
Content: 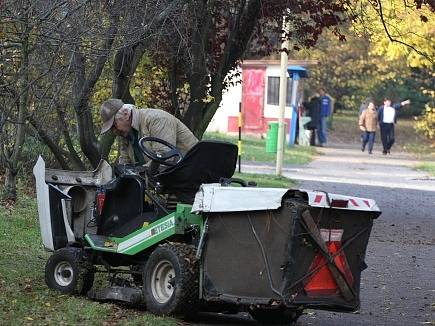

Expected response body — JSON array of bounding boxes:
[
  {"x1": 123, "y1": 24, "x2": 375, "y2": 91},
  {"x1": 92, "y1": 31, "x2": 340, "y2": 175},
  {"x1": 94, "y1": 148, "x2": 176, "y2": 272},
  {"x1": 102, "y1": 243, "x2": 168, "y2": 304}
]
[
  {"x1": 415, "y1": 161, "x2": 435, "y2": 176},
  {"x1": 234, "y1": 172, "x2": 295, "y2": 188},
  {"x1": 203, "y1": 132, "x2": 317, "y2": 165},
  {"x1": 0, "y1": 191, "x2": 177, "y2": 326}
]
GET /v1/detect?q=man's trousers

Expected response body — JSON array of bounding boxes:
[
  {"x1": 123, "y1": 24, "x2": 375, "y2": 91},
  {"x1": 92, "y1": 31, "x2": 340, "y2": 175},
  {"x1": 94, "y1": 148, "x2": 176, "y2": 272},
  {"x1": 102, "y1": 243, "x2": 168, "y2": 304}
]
[{"x1": 380, "y1": 123, "x2": 395, "y2": 152}]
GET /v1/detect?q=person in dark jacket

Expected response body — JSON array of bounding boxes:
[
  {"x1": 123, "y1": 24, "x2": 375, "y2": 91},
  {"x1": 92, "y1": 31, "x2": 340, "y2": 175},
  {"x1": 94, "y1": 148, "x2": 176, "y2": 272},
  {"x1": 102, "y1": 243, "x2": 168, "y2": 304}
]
[
  {"x1": 377, "y1": 97, "x2": 410, "y2": 154},
  {"x1": 318, "y1": 88, "x2": 331, "y2": 146},
  {"x1": 303, "y1": 95, "x2": 321, "y2": 146}
]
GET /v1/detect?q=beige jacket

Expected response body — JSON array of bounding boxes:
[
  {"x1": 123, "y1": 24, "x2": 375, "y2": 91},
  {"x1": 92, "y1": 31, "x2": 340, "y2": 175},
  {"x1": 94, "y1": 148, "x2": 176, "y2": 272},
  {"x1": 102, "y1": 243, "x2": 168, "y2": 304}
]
[
  {"x1": 119, "y1": 107, "x2": 198, "y2": 164},
  {"x1": 359, "y1": 108, "x2": 378, "y2": 132}
]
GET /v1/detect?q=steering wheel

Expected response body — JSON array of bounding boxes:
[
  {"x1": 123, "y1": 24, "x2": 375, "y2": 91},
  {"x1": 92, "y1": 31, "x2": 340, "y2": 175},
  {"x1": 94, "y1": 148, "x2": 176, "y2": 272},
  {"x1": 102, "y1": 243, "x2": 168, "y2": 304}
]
[{"x1": 138, "y1": 137, "x2": 183, "y2": 166}]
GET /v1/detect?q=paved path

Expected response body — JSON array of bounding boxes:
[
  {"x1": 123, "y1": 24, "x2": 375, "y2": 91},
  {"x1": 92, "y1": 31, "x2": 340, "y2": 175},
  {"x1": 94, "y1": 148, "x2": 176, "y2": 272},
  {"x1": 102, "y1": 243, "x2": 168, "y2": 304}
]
[
  {"x1": 193, "y1": 143, "x2": 435, "y2": 326},
  {"x1": 242, "y1": 143, "x2": 435, "y2": 192}
]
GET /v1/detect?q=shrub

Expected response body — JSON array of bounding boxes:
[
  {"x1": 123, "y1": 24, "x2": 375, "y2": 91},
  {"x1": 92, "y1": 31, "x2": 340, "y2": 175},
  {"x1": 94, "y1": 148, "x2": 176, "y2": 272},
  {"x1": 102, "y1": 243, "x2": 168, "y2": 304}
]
[{"x1": 415, "y1": 105, "x2": 435, "y2": 143}]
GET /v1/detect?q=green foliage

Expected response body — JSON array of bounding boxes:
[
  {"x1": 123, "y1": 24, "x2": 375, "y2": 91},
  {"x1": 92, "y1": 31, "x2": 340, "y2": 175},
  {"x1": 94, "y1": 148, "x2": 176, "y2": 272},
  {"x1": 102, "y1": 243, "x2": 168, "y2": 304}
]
[
  {"x1": 295, "y1": 28, "x2": 433, "y2": 117},
  {"x1": 0, "y1": 190, "x2": 177, "y2": 326},
  {"x1": 292, "y1": 1, "x2": 434, "y2": 116}
]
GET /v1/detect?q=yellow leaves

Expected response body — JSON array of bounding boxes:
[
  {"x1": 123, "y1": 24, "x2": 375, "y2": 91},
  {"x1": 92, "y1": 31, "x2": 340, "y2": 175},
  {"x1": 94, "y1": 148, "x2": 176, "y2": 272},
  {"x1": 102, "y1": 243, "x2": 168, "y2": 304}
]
[
  {"x1": 352, "y1": 0, "x2": 435, "y2": 69},
  {"x1": 415, "y1": 105, "x2": 435, "y2": 140},
  {"x1": 202, "y1": 94, "x2": 215, "y2": 103}
]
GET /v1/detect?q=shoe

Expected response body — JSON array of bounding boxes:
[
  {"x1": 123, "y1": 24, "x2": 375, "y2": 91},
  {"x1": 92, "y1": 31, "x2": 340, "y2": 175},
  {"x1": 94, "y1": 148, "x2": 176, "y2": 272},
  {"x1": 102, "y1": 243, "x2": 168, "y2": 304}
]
[
  {"x1": 387, "y1": 150, "x2": 391, "y2": 154},
  {"x1": 382, "y1": 150, "x2": 387, "y2": 155},
  {"x1": 368, "y1": 151, "x2": 372, "y2": 154},
  {"x1": 361, "y1": 145, "x2": 365, "y2": 152}
]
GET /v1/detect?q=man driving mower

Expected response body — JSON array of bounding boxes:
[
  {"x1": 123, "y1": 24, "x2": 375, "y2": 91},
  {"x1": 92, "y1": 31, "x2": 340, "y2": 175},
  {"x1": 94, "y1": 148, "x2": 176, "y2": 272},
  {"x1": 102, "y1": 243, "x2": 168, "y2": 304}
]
[
  {"x1": 34, "y1": 100, "x2": 381, "y2": 325},
  {"x1": 100, "y1": 98, "x2": 198, "y2": 166}
]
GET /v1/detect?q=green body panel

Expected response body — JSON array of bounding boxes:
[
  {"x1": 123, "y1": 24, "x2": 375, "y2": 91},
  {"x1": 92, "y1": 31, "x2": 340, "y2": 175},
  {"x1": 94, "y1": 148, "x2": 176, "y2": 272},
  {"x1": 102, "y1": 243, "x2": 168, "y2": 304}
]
[{"x1": 85, "y1": 204, "x2": 203, "y2": 256}]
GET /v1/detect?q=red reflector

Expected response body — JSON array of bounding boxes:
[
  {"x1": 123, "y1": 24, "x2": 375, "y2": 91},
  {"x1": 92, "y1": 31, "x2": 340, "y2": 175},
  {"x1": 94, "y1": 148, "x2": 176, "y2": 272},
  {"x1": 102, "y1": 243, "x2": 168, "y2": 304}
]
[
  {"x1": 304, "y1": 229, "x2": 354, "y2": 296},
  {"x1": 331, "y1": 199, "x2": 348, "y2": 208},
  {"x1": 96, "y1": 191, "x2": 106, "y2": 216}
]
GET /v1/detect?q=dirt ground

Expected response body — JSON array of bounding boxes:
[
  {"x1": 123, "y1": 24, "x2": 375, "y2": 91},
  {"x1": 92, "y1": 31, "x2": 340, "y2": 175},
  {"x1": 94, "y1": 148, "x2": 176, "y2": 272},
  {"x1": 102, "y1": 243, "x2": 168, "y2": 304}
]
[{"x1": 192, "y1": 120, "x2": 434, "y2": 325}]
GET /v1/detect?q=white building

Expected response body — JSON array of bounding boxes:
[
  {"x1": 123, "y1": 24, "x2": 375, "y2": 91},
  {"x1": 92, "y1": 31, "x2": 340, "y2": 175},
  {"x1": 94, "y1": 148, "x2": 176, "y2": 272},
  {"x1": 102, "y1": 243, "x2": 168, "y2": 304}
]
[{"x1": 207, "y1": 59, "x2": 317, "y2": 135}]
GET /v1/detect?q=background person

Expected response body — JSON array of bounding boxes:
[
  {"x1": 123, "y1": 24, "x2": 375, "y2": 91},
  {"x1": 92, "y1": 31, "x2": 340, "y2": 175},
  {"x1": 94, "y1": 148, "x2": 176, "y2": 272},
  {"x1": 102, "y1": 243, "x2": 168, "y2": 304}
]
[
  {"x1": 358, "y1": 96, "x2": 374, "y2": 142},
  {"x1": 318, "y1": 88, "x2": 331, "y2": 146},
  {"x1": 358, "y1": 101, "x2": 378, "y2": 154},
  {"x1": 303, "y1": 95, "x2": 321, "y2": 146},
  {"x1": 100, "y1": 98, "x2": 198, "y2": 165},
  {"x1": 377, "y1": 97, "x2": 410, "y2": 155},
  {"x1": 359, "y1": 97, "x2": 374, "y2": 117}
]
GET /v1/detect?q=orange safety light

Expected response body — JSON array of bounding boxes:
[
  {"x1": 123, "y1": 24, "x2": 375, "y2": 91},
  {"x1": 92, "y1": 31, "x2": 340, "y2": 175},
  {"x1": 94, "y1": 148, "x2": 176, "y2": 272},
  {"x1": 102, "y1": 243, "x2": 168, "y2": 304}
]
[{"x1": 304, "y1": 229, "x2": 354, "y2": 296}]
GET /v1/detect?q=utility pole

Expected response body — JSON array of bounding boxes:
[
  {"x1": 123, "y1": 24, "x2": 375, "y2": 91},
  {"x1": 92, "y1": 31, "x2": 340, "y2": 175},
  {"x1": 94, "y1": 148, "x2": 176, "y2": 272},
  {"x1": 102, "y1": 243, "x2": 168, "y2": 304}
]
[{"x1": 276, "y1": 19, "x2": 289, "y2": 176}]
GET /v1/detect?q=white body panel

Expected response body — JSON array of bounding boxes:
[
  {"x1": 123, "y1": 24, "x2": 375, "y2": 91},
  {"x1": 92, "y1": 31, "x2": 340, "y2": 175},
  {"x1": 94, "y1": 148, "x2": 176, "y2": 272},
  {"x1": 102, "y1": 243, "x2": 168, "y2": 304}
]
[
  {"x1": 33, "y1": 156, "x2": 113, "y2": 251},
  {"x1": 192, "y1": 184, "x2": 381, "y2": 213},
  {"x1": 33, "y1": 156, "x2": 54, "y2": 250},
  {"x1": 192, "y1": 184, "x2": 289, "y2": 213}
]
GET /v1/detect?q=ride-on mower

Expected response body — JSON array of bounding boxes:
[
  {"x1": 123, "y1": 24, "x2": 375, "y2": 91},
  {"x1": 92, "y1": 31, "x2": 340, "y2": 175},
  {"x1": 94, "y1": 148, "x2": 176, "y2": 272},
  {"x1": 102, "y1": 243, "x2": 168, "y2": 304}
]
[{"x1": 33, "y1": 138, "x2": 380, "y2": 325}]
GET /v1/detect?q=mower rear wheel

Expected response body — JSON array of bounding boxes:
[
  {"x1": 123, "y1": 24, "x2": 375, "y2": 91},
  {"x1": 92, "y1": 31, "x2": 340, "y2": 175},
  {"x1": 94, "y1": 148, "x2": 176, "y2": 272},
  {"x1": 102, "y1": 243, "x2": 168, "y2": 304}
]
[
  {"x1": 248, "y1": 307, "x2": 302, "y2": 325},
  {"x1": 45, "y1": 248, "x2": 94, "y2": 295},
  {"x1": 143, "y1": 243, "x2": 198, "y2": 316}
]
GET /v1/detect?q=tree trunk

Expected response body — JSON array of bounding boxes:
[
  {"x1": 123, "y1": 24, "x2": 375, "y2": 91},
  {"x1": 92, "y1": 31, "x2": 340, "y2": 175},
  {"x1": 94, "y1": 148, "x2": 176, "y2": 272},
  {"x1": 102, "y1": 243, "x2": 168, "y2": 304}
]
[
  {"x1": 3, "y1": 167, "x2": 18, "y2": 201},
  {"x1": 182, "y1": 1, "x2": 212, "y2": 135},
  {"x1": 72, "y1": 15, "x2": 119, "y2": 169},
  {"x1": 56, "y1": 107, "x2": 85, "y2": 170},
  {"x1": 28, "y1": 115, "x2": 71, "y2": 170},
  {"x1": 183, "y1": 0, "x2": 262, "y2": 138},
  {"x1": 112, "y1": 43, "x2": 147, "y2": 103},
  {"x1": 2, "y1": 16, "x2": 31, "y2": 201},
  {"x1": 74, "y1": 98, "x2": 101, "y2": 168},
  {"x1": 100, "y1": 42, "x2": 148, "y2": 161}
]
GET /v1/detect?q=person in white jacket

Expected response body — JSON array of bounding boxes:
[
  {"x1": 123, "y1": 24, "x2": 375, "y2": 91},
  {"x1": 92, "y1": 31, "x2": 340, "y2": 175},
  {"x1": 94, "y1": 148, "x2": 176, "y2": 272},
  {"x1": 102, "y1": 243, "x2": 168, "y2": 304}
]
[{"x1": 377, "y1": 97, "x2": 410, "y2": 155}]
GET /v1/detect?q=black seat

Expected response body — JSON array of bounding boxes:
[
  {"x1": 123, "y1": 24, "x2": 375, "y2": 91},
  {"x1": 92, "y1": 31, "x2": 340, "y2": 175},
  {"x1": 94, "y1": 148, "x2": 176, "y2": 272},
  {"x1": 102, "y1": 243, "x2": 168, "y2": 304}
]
[{"x1": 155, "y1": 140, "x2": 238, "y2": 203}]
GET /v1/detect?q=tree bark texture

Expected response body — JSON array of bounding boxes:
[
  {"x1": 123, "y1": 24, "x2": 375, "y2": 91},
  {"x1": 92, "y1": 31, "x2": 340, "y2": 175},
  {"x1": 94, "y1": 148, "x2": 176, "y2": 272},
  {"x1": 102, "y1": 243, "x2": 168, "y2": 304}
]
[
  {"x1": 72, "y1": 16, "x2": 119, "y2": 168},
  {"x1": 182, "y1": 0, "x2": 262, "y2": 138},
  {"x1": 3, "y1": 14, "x2": 31, "y2": 201}
]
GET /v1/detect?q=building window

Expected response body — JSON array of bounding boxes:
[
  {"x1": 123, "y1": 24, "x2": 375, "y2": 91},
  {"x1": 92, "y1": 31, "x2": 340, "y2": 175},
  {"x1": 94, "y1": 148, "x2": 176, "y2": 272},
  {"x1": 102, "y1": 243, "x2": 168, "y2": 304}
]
[{"x1": 266, "y1": 76, "x2": 292, "y2": 106}]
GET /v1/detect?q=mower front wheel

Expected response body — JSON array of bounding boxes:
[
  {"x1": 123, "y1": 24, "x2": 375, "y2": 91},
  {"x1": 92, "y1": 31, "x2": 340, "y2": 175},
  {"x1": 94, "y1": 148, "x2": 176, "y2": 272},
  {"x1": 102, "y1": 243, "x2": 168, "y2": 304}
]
[
  {"x1": 143, "y1": 243, "x2": 198, "y2": 317},
  {"x1": 45, "y1": 248, "x2": 94, "y2": 295}
]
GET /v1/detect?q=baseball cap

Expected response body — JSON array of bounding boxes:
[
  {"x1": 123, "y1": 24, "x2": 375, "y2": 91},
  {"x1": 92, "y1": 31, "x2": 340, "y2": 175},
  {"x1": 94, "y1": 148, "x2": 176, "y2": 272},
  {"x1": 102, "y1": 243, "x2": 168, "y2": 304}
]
[{"x1": 100, "y1": 98, "x2": 124, "y2": 134}]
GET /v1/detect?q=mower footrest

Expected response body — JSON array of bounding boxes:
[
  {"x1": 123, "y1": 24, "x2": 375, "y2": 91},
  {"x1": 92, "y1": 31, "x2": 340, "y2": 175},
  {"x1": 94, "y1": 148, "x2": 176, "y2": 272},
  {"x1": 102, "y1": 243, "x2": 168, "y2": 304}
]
[{"x1": 85, "y1": 234, "x2": 118, "y2": 252}]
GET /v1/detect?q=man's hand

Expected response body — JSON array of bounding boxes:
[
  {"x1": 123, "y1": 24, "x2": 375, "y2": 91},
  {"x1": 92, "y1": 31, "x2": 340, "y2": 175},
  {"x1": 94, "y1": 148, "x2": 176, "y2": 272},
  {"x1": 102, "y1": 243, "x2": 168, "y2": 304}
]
[
  {"x1": 401, "y1": 99, "x2": 411, "y2": 106},
  {"x1": 359, "y1": 126, "x2": 366, "y2": 132}
]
